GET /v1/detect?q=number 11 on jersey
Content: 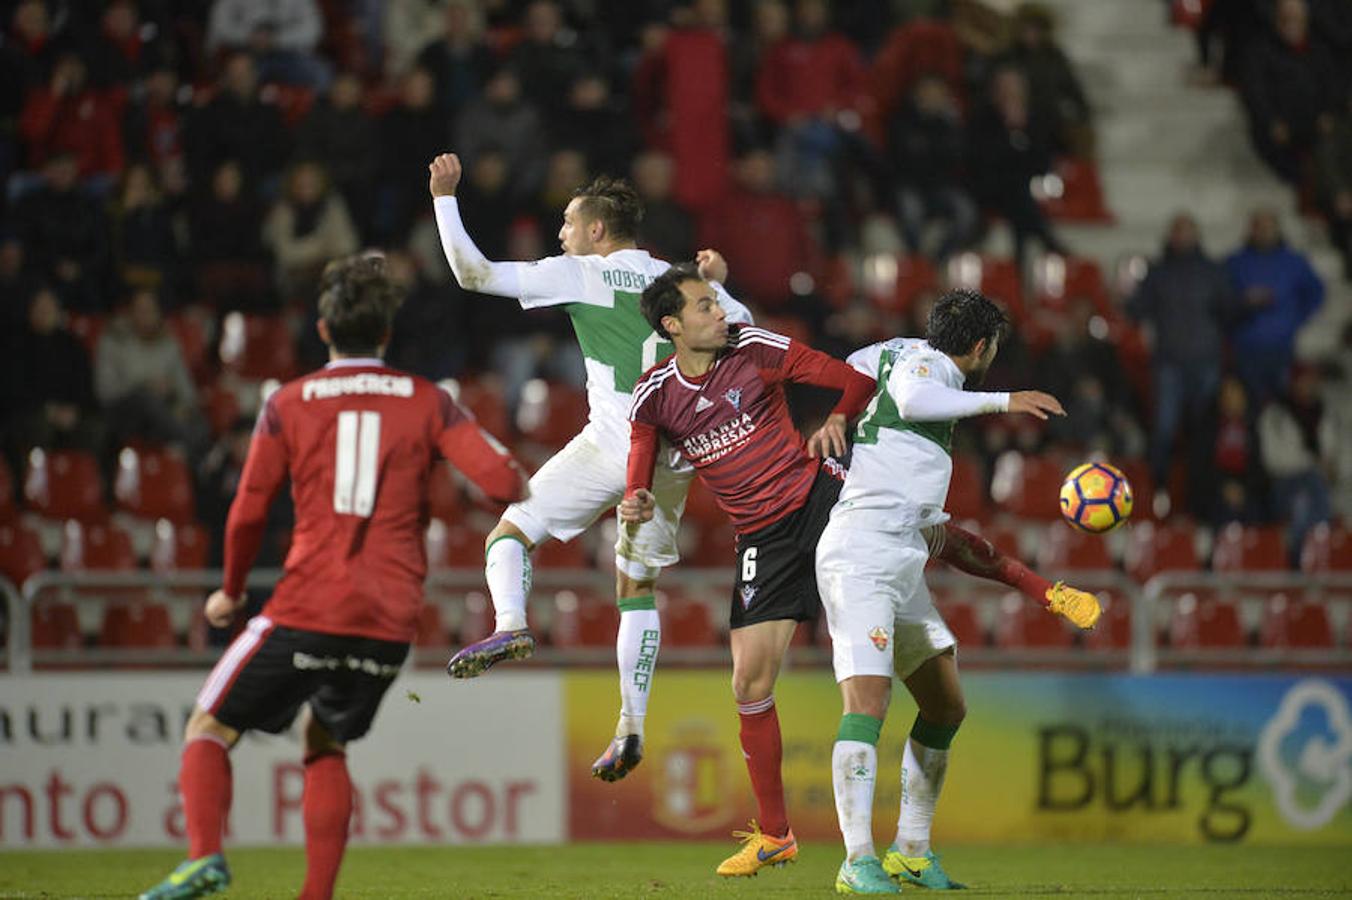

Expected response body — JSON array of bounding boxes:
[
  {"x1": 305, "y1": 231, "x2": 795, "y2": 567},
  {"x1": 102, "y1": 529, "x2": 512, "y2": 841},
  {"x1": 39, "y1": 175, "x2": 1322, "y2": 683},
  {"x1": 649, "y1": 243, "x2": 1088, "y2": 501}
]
[{"x1": 334, "y1": 410, "x2": 381, "y2": 517}]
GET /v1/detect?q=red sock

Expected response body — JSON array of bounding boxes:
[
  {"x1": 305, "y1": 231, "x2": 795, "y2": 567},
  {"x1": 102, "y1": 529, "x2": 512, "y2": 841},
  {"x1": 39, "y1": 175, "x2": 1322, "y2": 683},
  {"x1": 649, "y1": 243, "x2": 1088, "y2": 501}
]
[
  {"x1": 937, "y1": 522, "x2": 1052, "y2": 604},
  {"x1": 737, "y1": 696, "x2": 789, "y2": 838},
  {"x1": 181, "y1": 736, "x2": 232, "y2": 859},
  {"x1": 299, "y1": 751, "x2": 353, "y2": 900}
]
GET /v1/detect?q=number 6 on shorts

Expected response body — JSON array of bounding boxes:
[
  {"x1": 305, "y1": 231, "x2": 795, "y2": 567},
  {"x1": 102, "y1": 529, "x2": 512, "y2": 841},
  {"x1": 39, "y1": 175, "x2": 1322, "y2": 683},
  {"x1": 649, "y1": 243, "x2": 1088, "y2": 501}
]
[{"x1": 741, "y1": 546, "x2": 758, "y2": 582}]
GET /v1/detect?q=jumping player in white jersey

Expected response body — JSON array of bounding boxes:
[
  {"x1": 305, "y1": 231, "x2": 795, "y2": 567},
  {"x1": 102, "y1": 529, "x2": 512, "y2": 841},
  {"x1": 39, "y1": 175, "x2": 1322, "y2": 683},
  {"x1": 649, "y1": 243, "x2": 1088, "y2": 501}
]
[
  {"x1": 818, "y1": 289, "x2": 1100, "y2": 894},
  {"x1": 427, "y1": 153, "x2": 753, "y2": 779}
]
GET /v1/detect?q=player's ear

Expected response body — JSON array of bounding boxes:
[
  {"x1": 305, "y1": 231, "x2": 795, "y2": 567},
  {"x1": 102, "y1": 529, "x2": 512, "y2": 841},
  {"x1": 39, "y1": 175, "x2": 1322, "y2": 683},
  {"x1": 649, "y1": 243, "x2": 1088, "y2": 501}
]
[
  {"x1": 970, "y1": 336, "x2": 988, "y2": 360},
  {"x1": 661, "y1": 314, "x2": 680, "y2": 338},
  {"x1": 317, "y1": 318, "x2": 332, "y2": 347}
]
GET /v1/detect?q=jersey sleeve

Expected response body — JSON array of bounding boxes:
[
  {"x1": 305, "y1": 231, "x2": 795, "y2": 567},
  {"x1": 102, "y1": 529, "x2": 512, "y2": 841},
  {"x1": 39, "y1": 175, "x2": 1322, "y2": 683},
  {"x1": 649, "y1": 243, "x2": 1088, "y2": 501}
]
[
  {"x1": 778, "y1": 341, "x2": 876, "y2": 420},
  {"x1": 223, "y1": 395, "x2": 290, "y2": 597},
  {"x1": 516, "y1": 254, "x2": 592, "y2": 310},
  {"x1": 433, "y1": 390, "x2": 528, "y2": 503},
  {"x1": 625, "y1": 379, "x2": 664, "y2": 494},
  {"x1": 713, "y1": 282, "x2": 754, "y2": 325},
  {"x1": 889, "y1": 353, "x2": 1009, "y2": 421}
]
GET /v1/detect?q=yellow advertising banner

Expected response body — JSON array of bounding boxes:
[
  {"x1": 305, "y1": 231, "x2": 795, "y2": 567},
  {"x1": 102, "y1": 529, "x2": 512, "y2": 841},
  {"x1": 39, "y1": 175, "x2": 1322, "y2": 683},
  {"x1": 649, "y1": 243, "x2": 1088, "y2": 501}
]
[{"x1": 566, "y1": 670, "x2": 1352, "y2": 846}]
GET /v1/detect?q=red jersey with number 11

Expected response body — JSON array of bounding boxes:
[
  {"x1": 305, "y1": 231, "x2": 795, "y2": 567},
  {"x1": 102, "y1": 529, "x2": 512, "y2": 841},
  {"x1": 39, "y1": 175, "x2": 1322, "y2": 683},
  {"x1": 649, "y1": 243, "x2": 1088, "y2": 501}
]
[{"x1": 223, "y1": 359, "x2": 526, "y2": 643}]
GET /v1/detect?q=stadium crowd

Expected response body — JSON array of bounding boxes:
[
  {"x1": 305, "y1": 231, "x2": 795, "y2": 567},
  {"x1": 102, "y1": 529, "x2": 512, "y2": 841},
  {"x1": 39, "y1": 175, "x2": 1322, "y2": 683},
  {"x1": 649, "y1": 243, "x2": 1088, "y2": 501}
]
[{"x1": 0, "y1": 0, "x2": 1349, "y2": 593}]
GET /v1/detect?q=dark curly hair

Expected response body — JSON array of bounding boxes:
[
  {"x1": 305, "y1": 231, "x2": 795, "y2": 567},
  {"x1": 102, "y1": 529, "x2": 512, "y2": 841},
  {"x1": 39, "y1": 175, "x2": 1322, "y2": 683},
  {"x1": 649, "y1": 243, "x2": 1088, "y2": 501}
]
[
  {"x1": 317, "y1": 250, "x2": 406, "y2": 355},
  {"x1": 641, "y1": 262, "x2": 702, "y2": 340},
  {"x1": 573, "y1": 175, "x2": 643, "y2": 242},
  {"x1": 925, "y1": 288, "x2": 1011, "y2": 356}
]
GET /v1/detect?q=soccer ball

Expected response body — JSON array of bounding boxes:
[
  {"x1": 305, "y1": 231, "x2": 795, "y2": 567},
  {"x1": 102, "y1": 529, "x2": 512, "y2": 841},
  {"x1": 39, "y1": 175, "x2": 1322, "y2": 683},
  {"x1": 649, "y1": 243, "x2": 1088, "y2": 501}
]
[{"x1": 1059, "y1": 462, "x2": 1133, "y2": 534}]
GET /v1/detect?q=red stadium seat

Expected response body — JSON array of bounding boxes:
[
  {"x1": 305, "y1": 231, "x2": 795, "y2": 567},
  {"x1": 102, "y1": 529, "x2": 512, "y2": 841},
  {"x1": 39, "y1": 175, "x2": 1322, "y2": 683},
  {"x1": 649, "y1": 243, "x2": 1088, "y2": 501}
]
[
  {"x1": 1039, "y1": 158, "x2": 1114, "y2": 223},
  {"x1": 98, "y1": 601, "x2": 177, "y2": 648},
  {"x1": 1168, "y1": 592, "x2": 1245, "y2": 648},
  {"x1": 1123, "y1": 521, "x2": 1200, "y2": 582},
  {"x1": 1112, "y1": 458, "x2": 1155, "y2": 518},
  {"x1": 946, "y1": 455, "x2": 986, "y2": 522},
  {"x1": 992, "y1": 453, "x2": 1065, "y2": 521},
  {"x1": 1260, "y1": 593, "x2": 1334, "y2": 649},
  {"x1": 218, "y1": 312, "x2": 297, "y2": 380},
  {"x1": 150, "y1": 520, "x2": 210, "y2": 572},
  {"x1": 427, "y1": 463, "x2": 464, "y2": 522},
  {"x1": 202, "y1": 381, "x2": 243, "y2": 437},
  {"x1": 448, "y1": 379, "x2": 510, "y2": 445},
  {"x1": 1301, "y1": 523, "x2": 1352, "y2": 572},
  {"x1": 535, "y1": 537, "x2": 590, "y2": 569},
  {"x1": 456, "y1": 590, "x2": 494, "y2": 645},
  {"x1": 515, "y1": 380, "x2": 588, "y2": 448},
  {"x1": 113, "y1": 447, "x2": 196, "y2": 523},
  {"x1": 660, "y1": 593, "x2": 720, "y2": 647},
  {"x1": 549, "y1": 589, "x2": 617, "y2": 647},
  {"x1": 688, "y1": 520, "x2": 737, "y2": 567},
  {"x1": 425, "y1": 519, "x2": 483, "y2": 569},
  {"x1": 1084, "y1": 589, "x2": 1132, "y2": 650},
  {"x1": 415, "y1": 603, "x2": 451, "y2": 648},
  {"x1": 932, "y1": 591, "x2": 985, "y2": 648},
  {"x1": 0, "y1": 523, "x2": 46, "y2": 587},
  {"x1": 994, "y1": 593, "x2": 1073, "y2": 648},
  {"x1": 23, "y1": 449, "x2": 107, "y2": 522},
  {"x1": 31, "y1": 602, "x2": 81, "y2": 650},
  {"x1": 946, "y1": 254, "x2": 1025, "y2": 322},
  {"x1": 1036, "y1": 522, "x2": 1115, "y2": 571},
  {"x1": 1030, "y1": 254, "x2": 1111, "y2": 317},
  {"x1": 1212, "y1": 524, "x2": 1287, "y2": 572},
  {"x1": 60, "y1": 521, "x2": 136, "y2": 571}
]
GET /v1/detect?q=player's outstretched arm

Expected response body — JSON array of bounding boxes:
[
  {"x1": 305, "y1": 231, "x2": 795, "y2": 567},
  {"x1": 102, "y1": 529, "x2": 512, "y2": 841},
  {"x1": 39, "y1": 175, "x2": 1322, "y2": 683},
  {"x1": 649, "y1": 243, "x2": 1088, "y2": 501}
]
[
  {"x1": 1006, "y1": 390, "x2": 1065, "y2": 420},
  {"x1": 438, "y1": 420, "x2": 529, "y2": 504},
  {"x1": 429, "y1": 152, "x2": 526, "y2": 298}
]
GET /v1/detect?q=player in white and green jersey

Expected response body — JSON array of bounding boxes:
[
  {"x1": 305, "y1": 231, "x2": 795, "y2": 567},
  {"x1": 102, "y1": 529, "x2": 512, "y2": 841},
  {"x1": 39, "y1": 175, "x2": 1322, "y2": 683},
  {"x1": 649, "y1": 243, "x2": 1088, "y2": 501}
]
[
  {"x1": 817, "y1": 290, "x2": 1077, "y2": 894},
  {"x1": 427, "y1": 153, "x2": 752, "y2": 778}
]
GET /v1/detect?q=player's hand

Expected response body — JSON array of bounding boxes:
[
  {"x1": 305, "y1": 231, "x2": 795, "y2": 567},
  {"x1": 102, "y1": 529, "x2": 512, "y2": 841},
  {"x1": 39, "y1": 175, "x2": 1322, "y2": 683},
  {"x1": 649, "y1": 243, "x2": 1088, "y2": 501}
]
[
  {"x1": 806, "y1": 413, "x2": 849, "y2": 458},
  {"x1": 428, "y1": 153, "x2": 463, "y2": 198},
  {"x1": 695, "y1": 249, "x2": 728, "y2": 284},
  {"x1": 1008, "y1": 391, "x2": 1065, "y2": 420},
  {"x1": 204, "y1": 589, "x2": 246, "y2": 628},
  {"x1": 618, "y1": 489, "x2": 655, "y2": 526}
]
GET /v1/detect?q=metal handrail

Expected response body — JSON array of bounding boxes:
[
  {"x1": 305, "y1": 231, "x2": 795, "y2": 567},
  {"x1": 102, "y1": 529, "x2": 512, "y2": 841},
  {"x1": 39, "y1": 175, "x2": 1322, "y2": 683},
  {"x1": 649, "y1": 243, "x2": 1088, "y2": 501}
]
[{"x1": 1, "y1": 575, "x2": 28, "y2": 675}]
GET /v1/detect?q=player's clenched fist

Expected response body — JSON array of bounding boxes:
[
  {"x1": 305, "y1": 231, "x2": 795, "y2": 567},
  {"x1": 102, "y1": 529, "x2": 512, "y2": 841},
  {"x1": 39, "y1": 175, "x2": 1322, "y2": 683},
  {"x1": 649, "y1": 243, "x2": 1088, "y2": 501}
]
[
  {"x1": 428, "y1": 153, "x2": 463, "y2": 198},
  {"x1": 618, "y1": 488, "x2": 655, "y2": 525},
  {"x1": 204, "y1": 589, "x2": 246, "y2": 628}
]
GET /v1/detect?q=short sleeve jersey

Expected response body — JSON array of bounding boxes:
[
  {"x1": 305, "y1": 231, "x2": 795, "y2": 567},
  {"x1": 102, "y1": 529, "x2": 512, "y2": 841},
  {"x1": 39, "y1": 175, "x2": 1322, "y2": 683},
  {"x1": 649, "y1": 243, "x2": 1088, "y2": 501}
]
[
  {"x1": 232, "y1": 362, "x2": 510, "y2": 642},
  {"x1": 839, "y1": 338, "x2": 963, "y2": 516},
  {"x1": 517, "y1": 249, "x2": 752, "y2": 453},
  {"x1": 629, "y1": 327, "x2": 821, "y2": 534}
]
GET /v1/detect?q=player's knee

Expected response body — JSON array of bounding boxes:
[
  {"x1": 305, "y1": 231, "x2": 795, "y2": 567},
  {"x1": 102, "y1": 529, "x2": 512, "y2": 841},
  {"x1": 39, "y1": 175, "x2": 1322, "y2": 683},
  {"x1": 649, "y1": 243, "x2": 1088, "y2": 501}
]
[
  {"x1": 615, "y1": 570, "x2": 656, "y2": 600},
  {"x1": 184, "y1": 706, "x2": 238, "y2": 746},
  {"x1": 486, "y1": 520, "x2": 533, "y2": 554},
  {"x1": 921, "y1": 697, "x2": 966, "y2": 727},
  {"x1": 730, "y1": 668, "x2": 774, "y2": 704},
  {"x1": 301, "y1": 709, "x2": 343, "y2": 756}
]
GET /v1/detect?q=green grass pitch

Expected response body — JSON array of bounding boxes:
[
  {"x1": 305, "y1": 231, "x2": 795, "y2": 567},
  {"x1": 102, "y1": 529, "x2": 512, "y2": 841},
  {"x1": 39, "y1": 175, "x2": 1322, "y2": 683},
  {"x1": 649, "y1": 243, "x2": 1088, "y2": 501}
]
[{"x1": 1, "y1": 843, "x2": 1349, "y2": 898}]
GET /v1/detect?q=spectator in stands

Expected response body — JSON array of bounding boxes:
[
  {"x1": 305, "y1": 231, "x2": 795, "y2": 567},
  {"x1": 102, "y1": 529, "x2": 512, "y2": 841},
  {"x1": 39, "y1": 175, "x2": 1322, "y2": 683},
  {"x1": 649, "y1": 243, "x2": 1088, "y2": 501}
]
[
  {"x1": 996, "y1": 3, "x2": 1093, "y2": 156},
  {"x1": 384, "y1": 247, "x2": 468, "y2": 381},
  {"x1": 184, "y1": 52, "x2": 290, "y2": 189},
  {"x1": 699, "y1": 146, "x2": 819, "y2": 310},
  {"x1": 1211, "y1": 376, "x2": 1266, "y2": 525},
  {"x1": 1195, "y1": 0, "x2": 1268, "y2": 87},
  {"x1": 1225, "y1": 208, "x2": 1324, "y2": 403},
  {"x1": 1034, "y1": 297, "x2": 1138, "y2": 456},
  {"x1": 507, "y1": 0, "x2": 591, "y2": 136},
  {"x1": 967, "y1": 65, "x2": 1066, "y2": 270},
  {"x1": 0, "y1": 237, "x2": 42, "y2": 335},
  {"x1": 454, "y1": 67, "x2": 547, "y2": 206},
  {"x1": 262, "y1": 160, "x2": 359, "y2": 303},
  {"x1": 13, "y1": 151, "x2": 108, "y2": 312},
  {"x1": 383, "y1": 0, "x2": 446, "y2": 80},
  {"x1": 1257, "y1": 365, "x2": 1332, "y2": 565},
  {"x1": 377, "y1": 66, "x2": 451, "y2": 242},
  {"x1": 1313, "y1": 89, "x2": 1352, "y2": 281},
  {"x1": 19, "y1": 51, "x2": 125, "y2": 183},
  {"x1": 455, "y1": 146, "x2": 521, "y2": 261},
  {"x1": 728, "y1": 0, "x2": 789, "y2": 147},
  {"x1": 1239, "y1": 0, "x2": 1345, "y2": 183},
  {"x1": 1, "y1": 286, "x2": 102, "y2": 463},
  {"x1": 887, "y1": 74, "x2": 977, "y2": 261},
  {"x1": 205, "y1": 0, "x2": 331, "y2": 89},
  {"x1": 84, "y1": 0, "x2": 166, "y2": 89},
  {"x1": 1324, "y1": 323, "x2": 1352, "y2": 521},
  {"x1": 1, "y1": 1, "x2": 60, "y2": 144},
  {"x1": 754, "y1": 0, "x2": 868, "y2": 242},
  {"x1": 122, "y1": 64, "x2": 188, "y2": 185},
  {"x1": 107, "y1": 163, "x2": 181, "y2": 299},
  {"x1": 188, "y1": 159, "x2": 272, "y2": 311},
  {"x1": 94, "y1": 287, "x2": 206, "y2": 458},
  {"x1": 295, "y1": 70, "x2": 379, "y2": 242},
  {"x1": 633, "y1": 150, "x2": 695, "y2": 264},
  {"x1": 557, "y1": 72, "x2": 637, "y2": 179},
  {"x1": 1128, "y1": 213, "x2": 1233, "y2": 516},
  {"x1": 414, "y1": 0, "x2": 493, "y2": 120}
]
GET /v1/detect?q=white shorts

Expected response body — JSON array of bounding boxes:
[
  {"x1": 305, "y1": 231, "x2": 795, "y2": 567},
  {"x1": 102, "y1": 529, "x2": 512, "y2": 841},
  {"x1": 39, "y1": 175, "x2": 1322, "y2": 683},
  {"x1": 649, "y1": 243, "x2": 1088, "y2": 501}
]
[
  {"x1": 503, "y1": 425, "x2": 690, "y2": 580},
  {"x1": 815, "y1": 511, "x2": 956, "y2": 682}
]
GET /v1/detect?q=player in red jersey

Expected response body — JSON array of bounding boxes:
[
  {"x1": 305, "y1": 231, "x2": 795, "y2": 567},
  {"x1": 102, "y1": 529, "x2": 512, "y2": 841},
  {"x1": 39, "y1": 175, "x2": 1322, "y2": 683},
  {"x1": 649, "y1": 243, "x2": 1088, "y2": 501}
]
[
  {"x1": 140, "y1": 253, "x2": 527, "y2": 900},
  {"x1": 623, "y1": 263, "x2": 876, "y2": 876}
]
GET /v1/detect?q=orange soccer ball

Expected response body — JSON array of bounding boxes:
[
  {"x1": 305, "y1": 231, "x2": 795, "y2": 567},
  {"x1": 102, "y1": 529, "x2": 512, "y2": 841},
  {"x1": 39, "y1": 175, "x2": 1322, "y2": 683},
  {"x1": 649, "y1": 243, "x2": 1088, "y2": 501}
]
[{"x1": 1059, "y1": 462, "x2": 1134, "y2": 534}]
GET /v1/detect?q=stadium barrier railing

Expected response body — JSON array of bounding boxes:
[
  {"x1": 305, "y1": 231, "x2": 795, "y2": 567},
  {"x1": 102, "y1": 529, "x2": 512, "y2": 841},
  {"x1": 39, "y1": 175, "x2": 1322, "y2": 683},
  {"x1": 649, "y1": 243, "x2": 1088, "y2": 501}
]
[{"x1": 9, "y1": 568, "x2": 1348, "y2": 675}]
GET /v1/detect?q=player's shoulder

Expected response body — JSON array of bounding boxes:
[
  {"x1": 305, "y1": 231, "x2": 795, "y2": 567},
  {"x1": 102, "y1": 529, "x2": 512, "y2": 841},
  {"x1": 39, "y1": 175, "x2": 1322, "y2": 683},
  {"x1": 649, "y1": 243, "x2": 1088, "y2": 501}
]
[
  {"x1": 731, "y1": 325, "x2": 792, "y2": 352},
  {"x1": 893, "y1": 339, "x2": 954, "y2": 380},
  {"x1": 630, "y1": 356, "x2": 679, "y2": 414}
]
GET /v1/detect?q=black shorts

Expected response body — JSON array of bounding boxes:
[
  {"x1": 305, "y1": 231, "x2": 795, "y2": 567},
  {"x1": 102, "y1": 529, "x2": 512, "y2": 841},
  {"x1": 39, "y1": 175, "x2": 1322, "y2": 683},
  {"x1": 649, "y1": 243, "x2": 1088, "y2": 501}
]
[
  {"x1": 198, "y1": 617, "x2": 409, "y2": 744},
  {"x1": 728, "y1": 465, "x2": 844, "y2": 629}
]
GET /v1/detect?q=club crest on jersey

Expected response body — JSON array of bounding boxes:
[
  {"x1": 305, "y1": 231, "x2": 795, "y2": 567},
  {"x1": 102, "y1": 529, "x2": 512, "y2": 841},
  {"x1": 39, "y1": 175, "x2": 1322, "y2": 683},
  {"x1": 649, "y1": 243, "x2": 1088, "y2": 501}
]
[
  {"x1": 724, "y1": 388, "x2": 742, "y2": 411},
  {"x1": 869, "y1": 626, "x2": 890, "y2": 651},
  {"x1": 740, "y1": 584, "x2": 758, "y2": 608},
  {"x1": 695, "y1": 396, "x2": 714, "y2": 412}
]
